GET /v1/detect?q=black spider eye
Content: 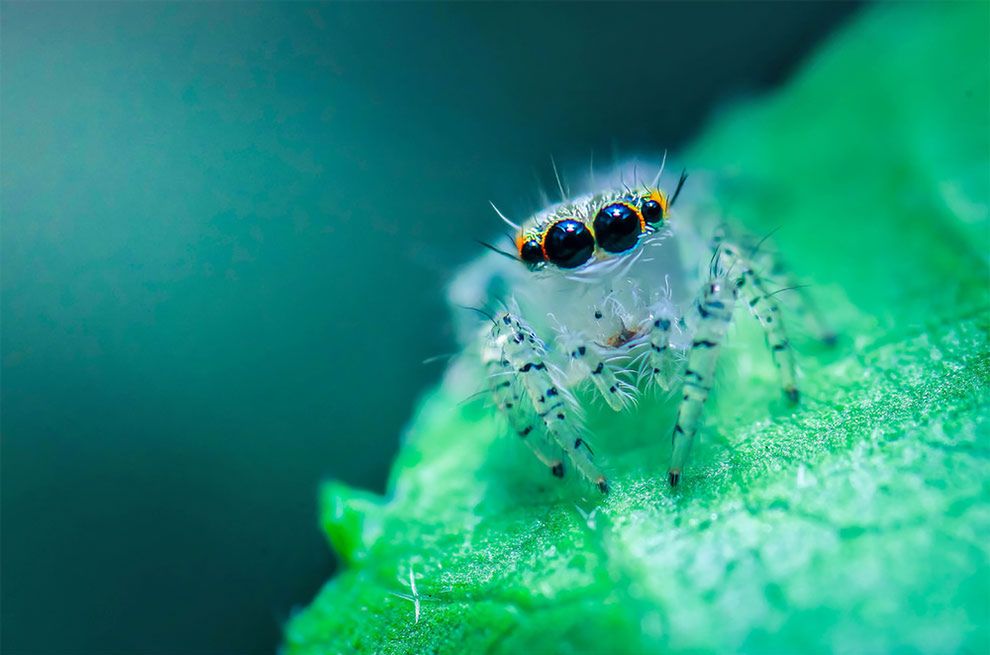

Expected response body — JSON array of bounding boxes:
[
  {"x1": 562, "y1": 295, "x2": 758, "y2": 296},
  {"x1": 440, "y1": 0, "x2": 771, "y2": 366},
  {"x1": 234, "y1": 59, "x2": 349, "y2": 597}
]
[
  {"x1": 544, "y1": 219, "x2": 595, "y2": 268},
  {"x1": 641, "y1": 199, "x2": 664, "y2": 224},
  {"x1": 593, "y1": 203, "x2": 643, "y2": 253},
  {"x1": 519, "y1": 238, "x2": 544, "y2": 266}
]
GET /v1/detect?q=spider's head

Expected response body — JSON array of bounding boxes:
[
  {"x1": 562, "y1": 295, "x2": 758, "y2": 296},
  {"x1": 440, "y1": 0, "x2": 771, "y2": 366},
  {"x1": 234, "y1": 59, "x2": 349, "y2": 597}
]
[{"x1": 515, "y1": 188, "x2": 671, "y2": 271}]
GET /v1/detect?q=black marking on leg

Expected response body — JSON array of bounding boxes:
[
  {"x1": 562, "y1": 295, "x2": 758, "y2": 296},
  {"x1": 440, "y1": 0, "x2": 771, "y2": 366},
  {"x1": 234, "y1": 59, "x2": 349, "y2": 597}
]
[
  {"x1": 519, "y1": 425, "x2": 533, "y2": 437},
  {"x1": 556, "y1": 412, "x2": 565, "y2": 420},
  {"x1": 592, "y1": 362, "x2": 604, "y2": 375},
  {"x1": 772, "y1": 341, "x2": 790, "y2": 352},
  {"x1": 608, "y1": 385, "x2": 617, "y2": 393},
  {"x1": 551, "y1": 462, "x2": 565, "y2": 478},
  {"x1": 692, "y1": 339, "x2": 718, "y2": 348},
  {"x1": 655, "y1": 318, "x2": 671, "y2": 330},
  {"x1": 594, "y1": 310, "x2": 603, "y2": 319},
  {"x1": 575, "y1": 438, "x2": 595, "y2": 455},
  {"x1": 785, "y1": 387, "x2": 800, "y2": 404},
  {"x1": 546, "y1": 387, "x2": 559, "y2": 397}
]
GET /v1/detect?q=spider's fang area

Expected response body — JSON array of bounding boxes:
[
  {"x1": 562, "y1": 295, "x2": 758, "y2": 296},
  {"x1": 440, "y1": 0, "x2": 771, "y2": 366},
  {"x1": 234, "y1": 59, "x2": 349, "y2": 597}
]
[
  {"x1": 596, "y1": 477, "x2": 610, "y2": 495},
  {"x1": 785, "y1": 387, "x2": 800, "y2": 404},
  {"x1": 668, "y1": 470, "x2": 681, "y2": 487}
]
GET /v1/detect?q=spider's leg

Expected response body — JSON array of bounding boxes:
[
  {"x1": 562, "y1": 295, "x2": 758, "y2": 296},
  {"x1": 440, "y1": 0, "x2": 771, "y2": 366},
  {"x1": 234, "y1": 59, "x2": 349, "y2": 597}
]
[
  {"x1": 483, "y1": 339, "x2": 562, "y2": 473},
  {"x1": 491, "y1": 313, "x2": 610, "y2": 494},
  {"x1": 668, "y1": 276, "x2": 737, "y2": 487},
  {"x1": 769, "y1": 260, "x2": 838, "y2": 346},
  {"x1": 720, "y1": 240, "x2": 800, "y2": 403},
  {"x1": 746, "y1": 236, "x2": 837, "y2": 345}
]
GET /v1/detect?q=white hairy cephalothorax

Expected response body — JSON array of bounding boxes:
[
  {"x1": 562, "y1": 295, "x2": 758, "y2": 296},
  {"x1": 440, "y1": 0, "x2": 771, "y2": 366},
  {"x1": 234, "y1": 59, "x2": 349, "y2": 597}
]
[{"x1": 448, "y1": 159, "x2": 832, "y2": 492}]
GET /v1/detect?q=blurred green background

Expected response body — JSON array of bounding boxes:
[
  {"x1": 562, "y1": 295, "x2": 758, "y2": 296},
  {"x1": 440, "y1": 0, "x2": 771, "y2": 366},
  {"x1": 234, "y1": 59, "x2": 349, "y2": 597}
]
[{"x1": 1, "y1": 3, "x2": 859, "y2": 653}]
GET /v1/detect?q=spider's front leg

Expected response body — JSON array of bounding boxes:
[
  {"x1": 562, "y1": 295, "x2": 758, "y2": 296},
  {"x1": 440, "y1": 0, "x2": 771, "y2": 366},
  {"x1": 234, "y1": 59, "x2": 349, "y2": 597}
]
[
  {"x1": 482, "y1": 339, "x2": 561, "y2": 474},
  {"x1": 667, "y1": 238, "x2": 805, "y2": 486},
  {"x1": 483, "y1": 313, "x2": 609, "y2": 494},
  {"x1": 667, "y1": 276, "x2": 737, "y2": 487}
]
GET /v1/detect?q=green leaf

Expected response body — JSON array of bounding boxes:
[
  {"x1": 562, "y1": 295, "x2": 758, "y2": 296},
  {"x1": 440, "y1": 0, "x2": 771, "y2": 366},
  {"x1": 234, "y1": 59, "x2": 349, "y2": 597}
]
[{"x1": 285, "y1": 4, "x2": 990, "y2": 653}]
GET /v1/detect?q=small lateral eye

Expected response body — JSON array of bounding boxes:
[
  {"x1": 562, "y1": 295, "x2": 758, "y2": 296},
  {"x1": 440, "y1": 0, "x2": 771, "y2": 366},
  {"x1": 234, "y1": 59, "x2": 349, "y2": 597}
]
[
  {"x1": 593, "y1": 202, "x2": 643, "y2": 253},
  {"x1": 544, "y1": 219, "x2": 595, "y2": 269},
  {"x1": 519, "y1": 238, "x2": 545, "y2": 266},
  {"x1": 641, "y1": 199, "x2": 664, "y2": 224}
]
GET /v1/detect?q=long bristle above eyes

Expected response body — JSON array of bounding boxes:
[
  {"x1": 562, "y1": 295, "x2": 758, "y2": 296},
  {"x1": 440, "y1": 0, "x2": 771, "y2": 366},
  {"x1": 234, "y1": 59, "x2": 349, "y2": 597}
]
[{"x1": 669, "y1": 170, "x2": 689, "y2": 208}]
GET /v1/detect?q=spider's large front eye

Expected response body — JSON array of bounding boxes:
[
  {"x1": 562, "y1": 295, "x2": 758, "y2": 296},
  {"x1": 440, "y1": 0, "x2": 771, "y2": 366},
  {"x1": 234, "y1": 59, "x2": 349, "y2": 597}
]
[
  {"x1": 544, "y1": 219, "x2": 594, "y2": 268},
  {"x1": 593, "y1": 202, "x2": 643, "y2": 253},
  {"x1": 518, "y1": 238, "x2": 545, "y2": 266}
]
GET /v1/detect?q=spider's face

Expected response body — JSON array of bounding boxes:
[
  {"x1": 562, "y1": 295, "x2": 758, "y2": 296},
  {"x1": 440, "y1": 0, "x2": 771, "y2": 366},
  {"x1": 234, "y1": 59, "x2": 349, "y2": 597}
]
[{"x1": 515, "y1": 188, "x2": 670, "y2": 271}]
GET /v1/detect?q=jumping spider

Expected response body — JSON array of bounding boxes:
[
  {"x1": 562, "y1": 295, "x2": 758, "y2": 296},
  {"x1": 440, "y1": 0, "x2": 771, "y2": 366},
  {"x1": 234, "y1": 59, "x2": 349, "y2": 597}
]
[{"x1": 449, "y1": 160, "x2": 832, "y2": 491}]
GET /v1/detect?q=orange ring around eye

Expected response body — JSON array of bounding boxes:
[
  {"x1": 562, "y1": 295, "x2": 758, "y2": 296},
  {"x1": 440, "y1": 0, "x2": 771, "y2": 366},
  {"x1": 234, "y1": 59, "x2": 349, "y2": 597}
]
[
  {"x1": 539, "y1": 226, "x2": 551, "y2": 260},
  {"x1": 618, "y1": 200, "x2": 647, "y2": 232},
  {"x1": 538, "y1": 218, "x2": 591, "y2": 260}
]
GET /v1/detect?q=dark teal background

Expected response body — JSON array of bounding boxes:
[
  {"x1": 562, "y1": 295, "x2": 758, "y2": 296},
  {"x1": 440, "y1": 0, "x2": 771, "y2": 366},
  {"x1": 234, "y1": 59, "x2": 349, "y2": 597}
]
[{"x1": 1, "y1": 3, "x2": 858, "y2": 653}]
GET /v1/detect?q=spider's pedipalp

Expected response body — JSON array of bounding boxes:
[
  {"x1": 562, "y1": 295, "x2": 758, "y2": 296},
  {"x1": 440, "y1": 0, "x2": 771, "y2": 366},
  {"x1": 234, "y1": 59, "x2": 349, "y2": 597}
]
[{"x1": 643, "y1": 306, "x2": 683, "y2": 391}]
